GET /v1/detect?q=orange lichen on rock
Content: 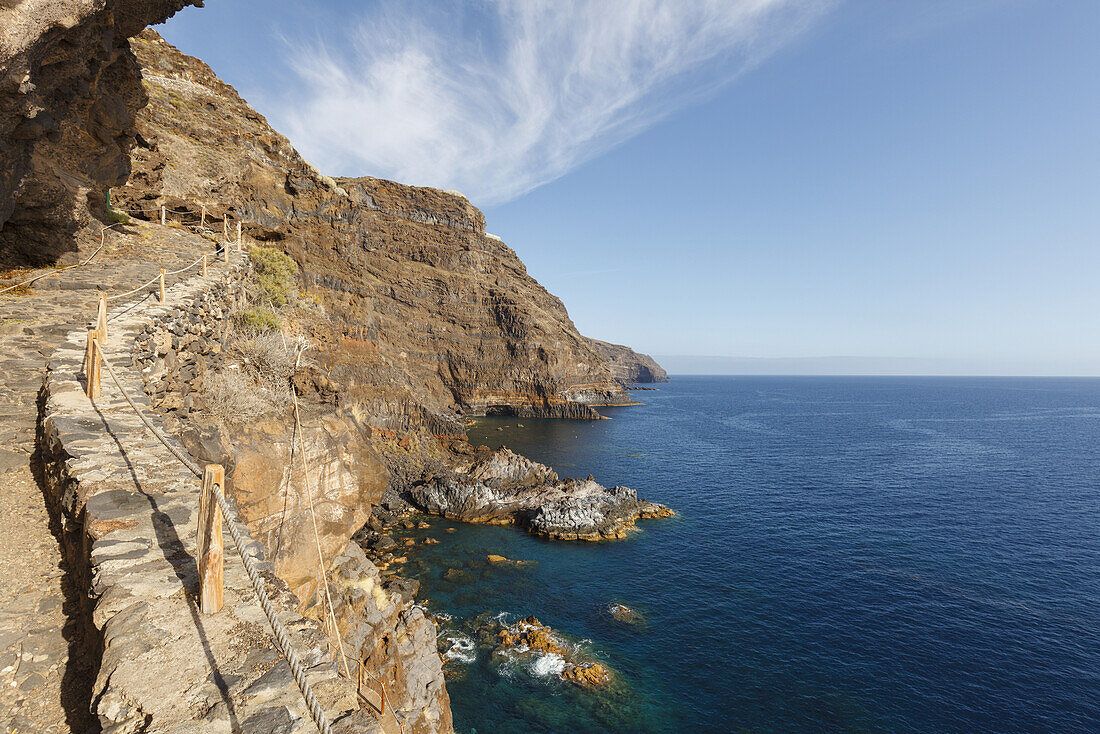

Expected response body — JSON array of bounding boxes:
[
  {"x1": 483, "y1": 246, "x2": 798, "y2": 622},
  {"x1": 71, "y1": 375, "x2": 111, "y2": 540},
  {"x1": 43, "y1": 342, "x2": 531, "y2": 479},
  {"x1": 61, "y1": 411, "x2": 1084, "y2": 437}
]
[{"x1": 562, "y1": 662, "x2": 611, "y2": 687}]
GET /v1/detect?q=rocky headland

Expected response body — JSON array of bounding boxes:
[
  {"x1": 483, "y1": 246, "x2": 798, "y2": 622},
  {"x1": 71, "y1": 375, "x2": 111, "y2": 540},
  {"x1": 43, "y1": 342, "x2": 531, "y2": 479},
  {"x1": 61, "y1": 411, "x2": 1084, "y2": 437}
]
[{"x1": 587, "y1": 338, "x2": 669, "y2": 384}]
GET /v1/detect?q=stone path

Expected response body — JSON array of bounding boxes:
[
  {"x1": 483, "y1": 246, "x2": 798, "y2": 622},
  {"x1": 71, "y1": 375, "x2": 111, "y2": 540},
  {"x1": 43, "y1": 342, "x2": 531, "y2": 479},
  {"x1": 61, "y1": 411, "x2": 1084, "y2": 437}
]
[
  {"x1": 0, "y1": 221, "x2": 213, "y2": 733},
  {"x1": 35, "y1": 239, "x2": 372, "y2": 732}
]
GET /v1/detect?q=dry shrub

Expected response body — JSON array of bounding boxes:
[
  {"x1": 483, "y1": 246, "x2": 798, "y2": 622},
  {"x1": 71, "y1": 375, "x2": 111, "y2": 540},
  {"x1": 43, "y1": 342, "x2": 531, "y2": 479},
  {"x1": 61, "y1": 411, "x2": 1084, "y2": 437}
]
[
  {"x1": 203, "y1": 331, "x2": 297, "y2": 424},
  {"x1": 235, "y1": 331, "x2": 296, "y2": 387},
  {"x1": 204, "y1": 369, "x2": 284, "y2": 423}
]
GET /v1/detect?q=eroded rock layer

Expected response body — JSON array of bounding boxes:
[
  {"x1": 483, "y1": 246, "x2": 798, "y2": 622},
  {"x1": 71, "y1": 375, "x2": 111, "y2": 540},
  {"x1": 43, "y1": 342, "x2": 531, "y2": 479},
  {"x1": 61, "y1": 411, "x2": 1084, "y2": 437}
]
[
  {"x1": 586, "y1": 337, "x2": 669, "y2": 383},
  {"x1": 115, "y1": 30, "x2": 653, "y2": 430}
]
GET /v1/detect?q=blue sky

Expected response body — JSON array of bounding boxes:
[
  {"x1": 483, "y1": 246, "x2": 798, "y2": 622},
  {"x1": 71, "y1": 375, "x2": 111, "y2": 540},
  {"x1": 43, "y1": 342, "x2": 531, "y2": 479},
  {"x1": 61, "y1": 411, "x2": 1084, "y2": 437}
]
[{"x1": 158, "y1": 1, "x2": 1100, "y2": 375}]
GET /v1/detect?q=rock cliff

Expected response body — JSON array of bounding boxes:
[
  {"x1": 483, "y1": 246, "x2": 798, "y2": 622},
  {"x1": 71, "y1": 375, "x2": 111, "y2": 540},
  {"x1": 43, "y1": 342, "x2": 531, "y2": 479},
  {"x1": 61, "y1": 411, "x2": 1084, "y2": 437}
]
[
  {"x1": 0, "y1": 0, "x2": 197, "y2": 266},
  {"x1": 115, "y1": 30, "x2": 645, "y2": 432},
  {"x1": 586, "y1": 337, "x2": 669, "y2": 383}
]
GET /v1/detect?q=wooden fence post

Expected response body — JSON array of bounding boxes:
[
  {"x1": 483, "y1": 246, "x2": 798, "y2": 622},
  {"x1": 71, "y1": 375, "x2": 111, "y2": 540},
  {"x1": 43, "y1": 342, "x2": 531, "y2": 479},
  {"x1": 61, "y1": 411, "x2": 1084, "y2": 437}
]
[
  {"x1": 237, "y1": 222, "x2": 242, "y2": 251},
  {"x1": 158, "y1": 269, "x2": 166, "y2": 302},
  {"x1": 223, "y1": 239, "x2": 229, "y2": 264},
  {"x1": 202, "y1": 254, "x2": 207, "y2": 277},
  {"x1": 96, "y1": 293, "x2": 108, "y2": 340},
  {"x1": 84, "y1": 329, "x2": 101, "y2": 399},
  {"x1": 198, "y1": 464, "x2": 225, "y2": 614},
  {"x1": 200, "y1": 205, "x2": 206, "y2": 228},
  {"x1": 223, "y1": 218, "x2": 228, "y2": 241},
  {"x1": 160, "y1": 205, "x2": 166, "y2": 226}
]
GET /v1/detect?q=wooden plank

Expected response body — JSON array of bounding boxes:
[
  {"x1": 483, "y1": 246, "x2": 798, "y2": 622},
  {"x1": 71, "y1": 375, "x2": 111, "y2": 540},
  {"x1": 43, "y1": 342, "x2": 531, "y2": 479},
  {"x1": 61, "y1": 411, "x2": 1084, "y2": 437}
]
[
  {"x1": 198, "y1": 464, "x2": 225, "y2": 614},
  {"x1": 85, "y1": 329, "x2": 101, "y2": 399},
  {"x1": 201, "y1": 254, "x2": 207, "y2": 277},
  {"x1": 96, "y1": 294, "x2": 108, "y2": 340}
]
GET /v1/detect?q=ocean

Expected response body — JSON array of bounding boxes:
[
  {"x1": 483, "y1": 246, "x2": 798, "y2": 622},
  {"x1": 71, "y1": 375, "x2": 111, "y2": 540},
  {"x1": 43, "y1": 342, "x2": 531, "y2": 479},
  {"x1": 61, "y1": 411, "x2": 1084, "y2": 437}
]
[{"x1": 397, "y1": 376, "x2": 1100, "y2": 733}]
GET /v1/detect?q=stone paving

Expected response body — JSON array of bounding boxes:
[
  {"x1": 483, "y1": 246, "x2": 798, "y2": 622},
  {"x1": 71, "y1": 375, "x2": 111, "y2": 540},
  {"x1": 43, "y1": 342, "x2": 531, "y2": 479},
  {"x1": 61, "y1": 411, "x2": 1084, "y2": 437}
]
[
  {"x1": 2, "y1": 220, "x2": 374, "y2": 732},
  {"x1": 1, "y1": 221, "x2": 213, "y2": 733}
]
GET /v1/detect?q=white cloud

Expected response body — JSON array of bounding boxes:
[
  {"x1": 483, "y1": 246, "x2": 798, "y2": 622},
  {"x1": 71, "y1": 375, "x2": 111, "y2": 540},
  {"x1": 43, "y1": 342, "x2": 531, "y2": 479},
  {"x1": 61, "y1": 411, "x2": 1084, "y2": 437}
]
[{"x1": 275, "y1": 0, "x2": 834, "y2": 206}]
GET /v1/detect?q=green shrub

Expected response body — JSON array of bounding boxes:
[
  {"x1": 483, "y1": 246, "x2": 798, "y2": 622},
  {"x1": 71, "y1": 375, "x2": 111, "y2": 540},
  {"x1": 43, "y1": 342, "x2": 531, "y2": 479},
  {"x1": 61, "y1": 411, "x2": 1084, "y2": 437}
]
[
  {"x1": 106, "y1": 208, "x2": 131, "y2": 225},
  {"x1": 235, "y1": 306, "x2": 281, "y2": 333},
  {"x1": 249, "y1": 246, "x2": 299, "y2": 307}
]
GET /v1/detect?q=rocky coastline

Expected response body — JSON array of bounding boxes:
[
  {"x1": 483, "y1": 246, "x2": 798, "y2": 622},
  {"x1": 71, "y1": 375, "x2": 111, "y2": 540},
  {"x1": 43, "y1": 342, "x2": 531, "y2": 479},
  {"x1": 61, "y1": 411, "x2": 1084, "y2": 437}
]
[{"x1": 405, "y1": 446, "x2": 674, "y2": 541}]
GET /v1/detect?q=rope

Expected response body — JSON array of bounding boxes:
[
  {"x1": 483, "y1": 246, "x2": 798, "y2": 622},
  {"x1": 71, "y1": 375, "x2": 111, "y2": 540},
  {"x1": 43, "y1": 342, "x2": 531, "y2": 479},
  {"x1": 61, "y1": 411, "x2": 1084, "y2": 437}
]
[
  {"x1": 210, "y1": 479, "x2": 335, "y2": 734},
  {"x1": 106, "y1": 273, "x2": 163, "y2": 302},
  {"x1": 291, "y1": 389, "x2": 351, "y2": 681},
  {"x1": 106, "y1": 250, "x2": 219, "y2": 302},
  {"x1": 0, "y1": 228, "x2": 109, "y2": 296},
  {"x1": 347, "y1": 655, "x2": 405, "y2": 733},
  {"x1": 96, "y1": 352, "x2": 333, "y2": 734}
]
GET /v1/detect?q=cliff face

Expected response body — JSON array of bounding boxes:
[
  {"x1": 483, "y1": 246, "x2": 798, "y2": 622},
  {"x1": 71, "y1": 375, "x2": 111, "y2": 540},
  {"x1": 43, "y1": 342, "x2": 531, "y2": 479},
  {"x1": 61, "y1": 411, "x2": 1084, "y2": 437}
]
[
  {"x1": 116, "y1": 30, "x2": 638, "y2": 433},
  {"x1": 586, "y1": 338, "x2": 669, "y2": 383},
  {"x1": 0, "y1": 0, "x2": 197, "y2": 266}
]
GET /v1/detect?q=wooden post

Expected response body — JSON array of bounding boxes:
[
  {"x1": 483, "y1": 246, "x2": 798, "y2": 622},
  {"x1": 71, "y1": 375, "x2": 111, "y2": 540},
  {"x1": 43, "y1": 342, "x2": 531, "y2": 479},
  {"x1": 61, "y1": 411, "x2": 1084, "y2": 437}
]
[
  {"x1": 158, "y1": 269, "x2": 165, "y2": 302},
  {"x1": 237, "y1": 222, "x2": 242, "y2": 251},
  {"x1": 198, "y1": 464, "x2": 225, "y2": 614},
  {"x1": 84, "y1": 329, "x2": 101, "y2": 399},
  {"x1": 202, "y1": 254, "x2": 207, "y2": 277},
  {"x1": 200, "y1": 204, "x2": 206, "y2": 228},
  {"x1": 160, "y1": 205, "x2": 166, "y2": 226},
  {"x1": 223, "y1": 238, "x2": 229, "y2": 263},
  {"x1": 223, "y1": 217, "x2": 228, "y2": 241},
  {"x1": 96, "y1": 293, "x2": 108, "y2": 341}
]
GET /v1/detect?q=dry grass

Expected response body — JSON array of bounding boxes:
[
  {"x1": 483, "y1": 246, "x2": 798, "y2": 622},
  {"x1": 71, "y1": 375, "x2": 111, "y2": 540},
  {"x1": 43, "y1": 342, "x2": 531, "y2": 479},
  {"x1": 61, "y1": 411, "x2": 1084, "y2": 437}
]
[
  {"x1": 236, "y1": 331, "x2": 297, "y2": 387},
  {"x1": 204, "y1": 368, "x2": 281, "y2": 423},
  {"x1": 202, "y1": 329, "x2": 299, "y2": 424}
]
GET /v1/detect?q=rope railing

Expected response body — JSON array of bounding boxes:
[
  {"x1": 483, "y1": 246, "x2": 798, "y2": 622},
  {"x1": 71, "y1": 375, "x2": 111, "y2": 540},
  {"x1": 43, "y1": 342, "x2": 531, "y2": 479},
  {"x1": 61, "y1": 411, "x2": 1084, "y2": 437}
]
[
  {"x1": 3, "y1": 197, "x2": 249, "y2": 299},
  {"x1": 0, "y1": 222, "x2": 118, "y2": 296},
  {"x1": 62, "y1": 198, "x2": 376, "y2": 733},
  {"x1": 96, "y1": 348, "x2": 335, "y2": 734}
]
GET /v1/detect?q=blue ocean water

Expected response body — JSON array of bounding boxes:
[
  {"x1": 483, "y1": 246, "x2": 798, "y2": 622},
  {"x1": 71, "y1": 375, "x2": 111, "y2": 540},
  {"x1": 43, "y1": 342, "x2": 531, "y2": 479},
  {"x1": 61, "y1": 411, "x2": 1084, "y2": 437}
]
[{"x1": 399, "y1": 376, "x2": 1100, "y2": 733}]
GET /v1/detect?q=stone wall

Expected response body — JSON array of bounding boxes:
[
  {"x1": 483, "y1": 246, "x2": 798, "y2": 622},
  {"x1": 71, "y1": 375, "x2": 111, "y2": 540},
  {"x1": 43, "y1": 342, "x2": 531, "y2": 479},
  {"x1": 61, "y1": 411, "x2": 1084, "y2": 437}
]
[{"x1": 36, "y1": 250, "x2": 380, "y2": 733}]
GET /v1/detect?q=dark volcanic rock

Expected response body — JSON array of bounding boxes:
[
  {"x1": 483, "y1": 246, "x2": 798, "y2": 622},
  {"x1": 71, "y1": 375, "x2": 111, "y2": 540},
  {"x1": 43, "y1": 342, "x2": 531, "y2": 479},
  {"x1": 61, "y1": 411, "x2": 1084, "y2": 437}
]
[{"x1": 406, "y1": 448, "x2": 673, "y2": 541}]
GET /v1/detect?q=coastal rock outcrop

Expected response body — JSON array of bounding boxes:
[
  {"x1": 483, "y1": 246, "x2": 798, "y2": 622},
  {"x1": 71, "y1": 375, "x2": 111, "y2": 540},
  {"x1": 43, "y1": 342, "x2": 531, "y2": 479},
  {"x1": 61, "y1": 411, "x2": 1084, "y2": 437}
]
[
  {"x1": 0, "y1": 0, "x2": 197, "y2": 265},
  {"x1": 324, "y1": 542, "x2": 453, "y2": 734},
  {"x1": 493, "y1": 616, "x2": 611, "y2": 687},
  {"x1": 406, "y1": 448, "x2": 673, "y2": 540},
  {"x1": 586, "y1": 337, "x2": 669, "y2": 383}
]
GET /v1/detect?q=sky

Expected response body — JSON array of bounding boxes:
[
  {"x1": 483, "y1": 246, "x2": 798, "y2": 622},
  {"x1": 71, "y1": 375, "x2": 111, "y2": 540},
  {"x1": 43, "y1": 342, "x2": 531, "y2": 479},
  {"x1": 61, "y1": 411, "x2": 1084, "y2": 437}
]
[{"x1": 158, "y1": 1, "x2": 1100, "y2": 375}]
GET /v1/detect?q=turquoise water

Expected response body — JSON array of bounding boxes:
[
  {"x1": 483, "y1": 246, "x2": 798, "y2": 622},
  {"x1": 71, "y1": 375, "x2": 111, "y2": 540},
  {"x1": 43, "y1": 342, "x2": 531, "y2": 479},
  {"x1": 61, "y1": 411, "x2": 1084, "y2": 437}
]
[{"x1": 398, "y1": 376, "x2": 1100, "y2": 733}]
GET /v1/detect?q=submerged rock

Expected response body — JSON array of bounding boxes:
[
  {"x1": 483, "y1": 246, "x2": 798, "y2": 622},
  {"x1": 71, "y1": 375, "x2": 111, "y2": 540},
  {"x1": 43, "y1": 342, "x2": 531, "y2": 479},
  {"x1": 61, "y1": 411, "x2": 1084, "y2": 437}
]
[
  {"x1": 406, "y1": 448, "x2": 673, "y2": 541},
  {"x1": 607, "y1": 603, "x2": 644, "y2": 625},
  {"x1": 486, "y1": 554, "x2": 533, "y2": 566},
  {"x1": 491, "y1": 615, "x2": 613, "y2": 689}
]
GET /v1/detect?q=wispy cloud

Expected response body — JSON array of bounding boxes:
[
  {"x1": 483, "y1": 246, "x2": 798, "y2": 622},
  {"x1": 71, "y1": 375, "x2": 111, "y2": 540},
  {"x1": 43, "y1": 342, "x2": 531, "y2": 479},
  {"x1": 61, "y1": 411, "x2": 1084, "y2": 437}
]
[{"x1": 275, "y1": 0, "x2": 834, "y2": 206}]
